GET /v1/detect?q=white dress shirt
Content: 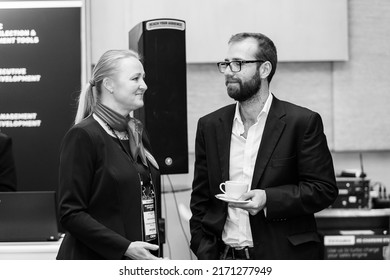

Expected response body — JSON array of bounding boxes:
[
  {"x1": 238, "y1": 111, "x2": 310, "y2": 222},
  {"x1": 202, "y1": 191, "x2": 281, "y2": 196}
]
[{"x1": 222, "y1": 93, "x2": 273, "y2": 248}]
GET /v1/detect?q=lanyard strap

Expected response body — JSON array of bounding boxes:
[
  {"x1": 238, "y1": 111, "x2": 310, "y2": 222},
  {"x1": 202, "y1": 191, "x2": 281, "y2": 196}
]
[{"x1": 108, "y1": 125, "x2": 158, "y2": 243}]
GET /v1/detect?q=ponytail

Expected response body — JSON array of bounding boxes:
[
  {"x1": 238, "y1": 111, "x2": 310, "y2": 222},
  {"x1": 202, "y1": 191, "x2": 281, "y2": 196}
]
[{"x1": 74, "y1": 83, "x2": 96, "y2": 124}]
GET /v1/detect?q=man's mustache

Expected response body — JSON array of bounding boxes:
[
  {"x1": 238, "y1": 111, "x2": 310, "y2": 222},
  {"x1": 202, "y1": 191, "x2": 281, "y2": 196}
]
[{"x1": 225, "y1": 78, "x2": 240, "y2": 86}]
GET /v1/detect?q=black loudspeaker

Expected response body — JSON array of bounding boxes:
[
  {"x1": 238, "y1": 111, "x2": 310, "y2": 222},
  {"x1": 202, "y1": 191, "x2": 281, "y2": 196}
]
[{"x1": 129, "y1": 19, "x2": 188, "y2": 174}]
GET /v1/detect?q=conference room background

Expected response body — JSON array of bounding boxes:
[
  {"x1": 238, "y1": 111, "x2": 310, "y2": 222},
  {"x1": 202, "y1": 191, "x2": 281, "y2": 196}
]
[{"x1": 0, "y1": 0, "x2": 390, "y2": 260}]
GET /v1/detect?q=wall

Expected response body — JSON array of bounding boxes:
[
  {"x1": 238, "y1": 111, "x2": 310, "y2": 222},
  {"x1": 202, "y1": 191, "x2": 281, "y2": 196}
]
[
  {"x1": 333, "y1": 0, "x2": 390, "y2": 150},
  {"x1": 88, "y1": 0, "x2": 390, "y2": 259},
  {"x1": 90, "y1": 0, "x2": 348, "y2": 63}
]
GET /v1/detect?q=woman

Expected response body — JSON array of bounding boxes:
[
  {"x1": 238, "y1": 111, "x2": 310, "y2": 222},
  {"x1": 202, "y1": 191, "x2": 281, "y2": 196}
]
[{"x1": 57, "y1": 50, "x2": 162, "y2": 260}]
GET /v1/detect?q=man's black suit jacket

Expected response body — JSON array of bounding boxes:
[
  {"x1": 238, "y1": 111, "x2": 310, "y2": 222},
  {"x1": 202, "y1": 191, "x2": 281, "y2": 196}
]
[{"x1": 190, "y1": 95, "x2": 338, "y2": 259}]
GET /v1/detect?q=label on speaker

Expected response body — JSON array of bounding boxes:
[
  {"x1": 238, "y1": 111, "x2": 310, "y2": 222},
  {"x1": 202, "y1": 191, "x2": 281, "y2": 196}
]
[{"x1": 146, "y1": 19, "x2": 185, "y2": 31}]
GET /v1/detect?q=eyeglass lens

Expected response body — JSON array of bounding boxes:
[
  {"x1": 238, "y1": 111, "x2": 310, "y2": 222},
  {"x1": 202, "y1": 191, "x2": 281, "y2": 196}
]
[{"x1": 219, "y1": 61, "x2": 241, "y2": 73}]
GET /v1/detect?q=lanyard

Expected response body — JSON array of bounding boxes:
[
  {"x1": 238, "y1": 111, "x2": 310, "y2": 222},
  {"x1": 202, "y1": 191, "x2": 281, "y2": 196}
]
[{"x1": 108, "y1": 125, "x2": 158, "y2": 243}]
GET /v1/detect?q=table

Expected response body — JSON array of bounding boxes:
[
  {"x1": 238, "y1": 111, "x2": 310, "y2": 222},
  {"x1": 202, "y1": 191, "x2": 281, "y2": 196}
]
[
  {"x1": 0, "y1": 238, "x2": 62, "y2": 260},
  {"x1": 315, "y1": 208, "x2": 390, "y2": 259},
  {"x1": 315, "y1": 208, "x2": 390, "y2": 234}
]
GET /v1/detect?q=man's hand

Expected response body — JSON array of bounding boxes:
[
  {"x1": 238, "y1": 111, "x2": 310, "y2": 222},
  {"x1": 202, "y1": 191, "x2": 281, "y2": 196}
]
[
  {"x1": 229, "y1": 189, "x2": 267, "y2": 216},
  {"x1": 125, "y1": 241, "x2": 161, "y2": 260}
]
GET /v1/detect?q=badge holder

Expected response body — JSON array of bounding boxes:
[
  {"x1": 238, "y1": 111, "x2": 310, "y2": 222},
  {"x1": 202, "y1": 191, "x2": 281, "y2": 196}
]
[{"x1": 140, "y1": 175, "x2": 157, "y2": 242}]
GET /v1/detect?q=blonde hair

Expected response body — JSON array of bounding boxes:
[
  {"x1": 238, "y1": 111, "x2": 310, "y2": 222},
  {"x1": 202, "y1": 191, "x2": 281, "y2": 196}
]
[{"x1": 74, "y1": 49, "x2": 141, "y2": 124}]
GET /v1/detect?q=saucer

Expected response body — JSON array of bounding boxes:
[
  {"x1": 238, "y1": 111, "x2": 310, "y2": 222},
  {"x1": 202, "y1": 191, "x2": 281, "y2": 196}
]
[{"x1": 215, "y1": 194, "x2": 250, "y2": 204}]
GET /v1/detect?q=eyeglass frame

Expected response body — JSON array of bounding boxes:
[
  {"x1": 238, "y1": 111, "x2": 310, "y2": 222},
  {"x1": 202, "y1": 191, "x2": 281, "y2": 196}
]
[{"x1": 217, "y1": 60, "x2": 265, "y2": 73}]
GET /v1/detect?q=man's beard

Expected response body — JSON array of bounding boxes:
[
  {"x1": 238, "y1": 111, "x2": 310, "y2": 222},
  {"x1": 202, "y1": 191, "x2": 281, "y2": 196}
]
[{"x1": 225, "y1": 71, "x2": 261, "y2": 102}]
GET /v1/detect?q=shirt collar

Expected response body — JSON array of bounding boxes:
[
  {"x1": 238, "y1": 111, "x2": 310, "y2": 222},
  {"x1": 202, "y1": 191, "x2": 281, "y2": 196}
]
[{"x1": 233, "y1": 92, "x2": 273, "y2": 124}]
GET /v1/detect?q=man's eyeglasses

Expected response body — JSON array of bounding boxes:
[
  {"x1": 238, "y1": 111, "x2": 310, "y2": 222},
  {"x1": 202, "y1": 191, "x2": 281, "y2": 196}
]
[{"x1": 217, "y1": 60, "x2": 265, "y2": 73}]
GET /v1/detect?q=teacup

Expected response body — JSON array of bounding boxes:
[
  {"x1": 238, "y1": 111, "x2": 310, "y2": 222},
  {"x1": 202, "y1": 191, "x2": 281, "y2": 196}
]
[{"x1": 219, "y1": 180, "x2": 249, "y2": 199}]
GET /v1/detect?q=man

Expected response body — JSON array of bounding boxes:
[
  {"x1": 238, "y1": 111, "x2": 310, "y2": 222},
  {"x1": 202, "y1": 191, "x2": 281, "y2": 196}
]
[
  {"x1": 189, "y1": 32, "x2": 337, "y2": 260},
  {"x1": 0, "y1": 131, "x2": 17, "y2": 191}
]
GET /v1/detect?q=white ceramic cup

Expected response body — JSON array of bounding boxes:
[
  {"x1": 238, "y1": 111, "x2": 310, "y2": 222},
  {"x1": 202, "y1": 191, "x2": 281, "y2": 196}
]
[{"x1": 219, "y1": 180, "x2": 249, "y2": 199}]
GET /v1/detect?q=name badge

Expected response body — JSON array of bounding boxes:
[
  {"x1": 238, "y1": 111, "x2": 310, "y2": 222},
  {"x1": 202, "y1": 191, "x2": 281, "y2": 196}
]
[{"x1": 142, "y1": 198, "x2": 157, "y2": 241}]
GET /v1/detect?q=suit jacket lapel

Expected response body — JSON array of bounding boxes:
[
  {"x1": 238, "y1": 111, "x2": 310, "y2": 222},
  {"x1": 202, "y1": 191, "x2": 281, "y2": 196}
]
[
  {"x1": 251, "y1": 96, "x2": 286, "y2": 190},
  {"x1": 216, "y1": 104, "x2": 235, "y2": 183}
]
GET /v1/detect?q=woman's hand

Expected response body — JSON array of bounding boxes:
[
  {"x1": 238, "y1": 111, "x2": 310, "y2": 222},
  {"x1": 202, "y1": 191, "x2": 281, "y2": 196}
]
[{"x1": 125, "y1": 241, "x2": 161, "y2": 260}]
